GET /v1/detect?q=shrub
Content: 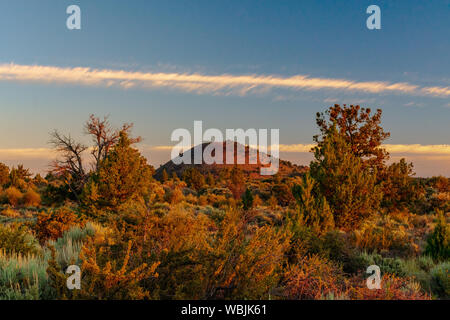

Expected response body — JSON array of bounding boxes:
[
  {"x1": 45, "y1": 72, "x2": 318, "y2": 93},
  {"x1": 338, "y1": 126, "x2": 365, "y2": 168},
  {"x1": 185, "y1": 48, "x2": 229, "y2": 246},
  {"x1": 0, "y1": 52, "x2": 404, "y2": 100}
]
[
  {"x1": 363, "y1": 255, "x2": 436, "y2": 296},
  {"x1": 241, "y1": 188, "x2": 254, "y2": 211},
  {"x1": 416, "y1": 255, "x2": 435, "y2": 272},
  {"x1": 292, "y1": 174, "x2": 334, "y2": 235},
  {"x1": 1, "y1": 207, "x2": 20, "y2": 218},
  {"x1": 399, "y1": 258, "x2": 432, "y2": 293},
  {"x1": 350, "y1": 274, "x2": 429, "y2": 300},
  {"x1": 198, "y1": 195, "x2": 208, "y2": 206},
  {"x1": 381, "y1": 159, "x2": 417, "y2": 209},
  {"x1": 0, "y1": 224, "x2": 40, "y2": 256},
  {"x1": 46, "y1": 223, "x2": 98, "y2": 270},
  {"x1": 424, "y1": 210, "x2": 449, "y2": 261},
  {"x1": 23, "y1": 189, "x2": 41, "y2": 207},
  {"x1": 0, "y1": 251, "x2": 52, "y2": 300},
  {"x1": 271, "y1": 184, "x2": 295, "y2": 207},
  {"x1": 182, "y1": 168, "x2": 205, "y2": 192},
  {"x1": 169, "y1": 188, "x2": 184, "y2": 204},
  {"x1": 75, "y1": 239, "x2": 160, "y2": 300},
  {"x1": 352, "y1": 214, "x2": 416, "y2": 256},
  {"x1": 358, "y1": 252, "x2": 406, "y2": 277},
  {"x1": 283, "y1": 255, "x2": 346, "y2": 299},
  {"x1": 308, "y1": 231, "x2": 365, "y2": 274},
  {"x1": 253, "y1": 194, "x2": 263, "y2": 207},
  {"x1": 267, "y1": 195, "x2": 278, "y2": 209},
  {"x1": 35, "y1": 207, "x2": 80, "y2": 244},
  {"x1": 430, "y1": 262, "x2": 449, "y2": 299},
  {"x1": 5, "y1": 187, "x2": 23, "y2": 207}
]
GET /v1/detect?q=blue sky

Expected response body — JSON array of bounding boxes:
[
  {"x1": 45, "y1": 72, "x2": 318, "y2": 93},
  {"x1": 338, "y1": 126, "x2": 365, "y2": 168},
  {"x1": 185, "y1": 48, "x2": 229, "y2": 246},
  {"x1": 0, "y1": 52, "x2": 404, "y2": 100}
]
[{"x1": 0, "y1": 0, "x2": 449, "y2": 176}]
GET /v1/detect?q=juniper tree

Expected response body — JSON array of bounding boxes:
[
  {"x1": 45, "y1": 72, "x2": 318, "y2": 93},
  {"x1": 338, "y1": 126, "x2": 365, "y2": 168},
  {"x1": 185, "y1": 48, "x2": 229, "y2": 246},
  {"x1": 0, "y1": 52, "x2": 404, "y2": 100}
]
[
  {"x1": 82, "y1": 131, "x2": 154, "y2": 215},
  {"x1": 314, "y1": 104, "x2": 390, "y2": 171},
  {"x1": 425, "y1": 209, "x2": 450, "y2": 261},
  {"x1": 242, "y1": 188, "x2": 254, "y2": 211},
  {"x1": 0, "y1": 162, "x2": 9, "y2": 187},
  {"x1": 292, "y1": 173, "x2": 334, "y2": 235},
  {"x1": 310, "y1": 126, "x2": 382, "y2": 230}
]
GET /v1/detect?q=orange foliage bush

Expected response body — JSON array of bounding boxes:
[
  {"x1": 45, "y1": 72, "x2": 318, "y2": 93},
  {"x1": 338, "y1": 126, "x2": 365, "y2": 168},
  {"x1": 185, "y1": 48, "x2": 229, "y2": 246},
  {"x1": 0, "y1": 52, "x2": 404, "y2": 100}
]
[
  {"x1": 283, "y1": 255, "x2": 346, "y2": 299},
  {"x1": 349, "y1": 274, "x2": 430, "y2": 300},
  {"x1": 35, "y1": 207, "x2": 80, "y2": 243},
  {"x1": 352, "y1": 213, "x2": 417, "y2": 256},
  {"x1": 23, "y1": 188, "x2": 41, "y2": 207},
  {"x1": 203, "y1": 210, "x2": 290, "y2": 299},
  {"x1": 5, "y1": 186, "x2": 23, "y2": 207},
  {"x1": 78, "y1": 239, "x2": 160, "y2": 299}
]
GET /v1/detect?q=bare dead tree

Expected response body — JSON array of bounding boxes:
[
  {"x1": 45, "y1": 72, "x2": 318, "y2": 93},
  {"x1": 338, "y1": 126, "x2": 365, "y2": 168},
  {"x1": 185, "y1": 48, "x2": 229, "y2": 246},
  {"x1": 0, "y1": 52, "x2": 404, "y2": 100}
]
[
  {"x1": 84, "y1": 114, "x2": 141, "y2": 171},
  {"x1": 49, "y1": 115, "x2": 142, "y2": 201},
  {"x1": 49, "y1": 130, "x2": 88, "y2": 201}
]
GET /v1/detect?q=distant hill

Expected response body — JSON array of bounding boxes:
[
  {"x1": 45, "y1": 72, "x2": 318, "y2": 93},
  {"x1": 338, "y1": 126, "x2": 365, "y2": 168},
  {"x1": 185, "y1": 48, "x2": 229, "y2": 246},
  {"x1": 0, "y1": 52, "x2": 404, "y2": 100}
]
[{"x1": 154, "y1": 141, "x2": 308, "y2": 180}]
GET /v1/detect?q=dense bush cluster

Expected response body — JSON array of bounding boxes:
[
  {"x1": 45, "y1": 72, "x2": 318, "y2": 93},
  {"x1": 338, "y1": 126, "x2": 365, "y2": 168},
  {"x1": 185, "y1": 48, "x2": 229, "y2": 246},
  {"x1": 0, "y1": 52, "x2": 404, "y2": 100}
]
[{"x1": 0, "y1": 109, "x2": 448, "y2": 300}]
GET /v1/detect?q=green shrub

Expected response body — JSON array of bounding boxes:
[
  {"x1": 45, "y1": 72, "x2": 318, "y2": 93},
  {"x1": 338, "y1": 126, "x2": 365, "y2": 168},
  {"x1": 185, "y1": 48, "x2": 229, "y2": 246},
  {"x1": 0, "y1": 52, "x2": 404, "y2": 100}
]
[
  {"x1": 430, "y1": 262, "x2": 449, "y2": 299},
  {"x1": 352, "y1": 214, "x2": 416, "y2": 257},
  {"x1": 0, "y1": 252, "x2": 52, "y2": 300},
  {"x1": 425, "y1": 210, "x2": 449, "y2": 261},
  {"x1": 358, "y1": 252, "x2": 406, "y2": 277},
  {"x1": 417, "y1": 255, "x2": 435, "y2": 272},
  {"x1": 400, "y1": 257, "x2": 434, "y2": 293},
  {"x1": 0, "y1": 224, "x2": 40, "y2": 256},
  {"x1": 241, "y1": 188, "x2": 254, "y2": 211},
  {"x1": 46, "y1": 223, "x2": 96, "y2": 269},
  {"x1": 309, "y1": 230, "x2": 366, "y2": 274}
]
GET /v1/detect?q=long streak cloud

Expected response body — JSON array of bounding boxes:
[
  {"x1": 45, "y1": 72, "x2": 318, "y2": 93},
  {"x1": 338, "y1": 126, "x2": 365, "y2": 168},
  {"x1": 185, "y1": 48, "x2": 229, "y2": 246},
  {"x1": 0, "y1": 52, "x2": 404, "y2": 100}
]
[
  {"x1": 2, "y1": 144, "x2": 450, "y2": 159},
  {"x1": 0, "y1": 63, "x2": 449, "y2": 97}
]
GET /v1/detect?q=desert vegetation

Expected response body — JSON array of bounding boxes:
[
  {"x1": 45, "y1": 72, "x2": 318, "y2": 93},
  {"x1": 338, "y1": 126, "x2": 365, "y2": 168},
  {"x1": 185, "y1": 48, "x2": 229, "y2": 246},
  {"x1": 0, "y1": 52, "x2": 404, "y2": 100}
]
[{"x1": 0, "y1": 105, "x2": 448, "y2": 300}]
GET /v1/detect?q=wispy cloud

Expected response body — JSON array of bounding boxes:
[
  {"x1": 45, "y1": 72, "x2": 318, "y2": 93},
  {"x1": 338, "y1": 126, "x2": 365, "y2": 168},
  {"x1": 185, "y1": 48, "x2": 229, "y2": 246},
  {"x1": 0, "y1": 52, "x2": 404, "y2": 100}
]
[
  {"x1": 278, "y1": 144, "x2": 316, "y2": 152},
  {"x1": 403, "y1": 101, "x2": 424, "y2": 107},
  {"x1": 383, "y1": 144, "x2": 450, "y2": 155},
  {"x1": 0, "y1": 63, "x2": 449, "y2": 98},
  {"x1": 280, "y1": 144, "x2": 450, "y2": 157},
  {"x1": 0, "y1": 148, "x2": 56, "y2": 160},
  {"x1": 277, "y1": 143, "x2": 450, "y2": 155}
]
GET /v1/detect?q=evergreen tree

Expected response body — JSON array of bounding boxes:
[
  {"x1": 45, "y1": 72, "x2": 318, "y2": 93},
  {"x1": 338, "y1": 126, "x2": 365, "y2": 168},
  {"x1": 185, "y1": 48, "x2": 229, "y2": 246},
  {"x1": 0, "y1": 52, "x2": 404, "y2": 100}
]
[
  {"x1": 242, "y1": 188, "x2": 254, "y2": 211},
  {"x1": 381, "y1": 158, "x2": 417, "y2": 209},
  {"x1": 82, "y1": 131, "x2": 154, "y2": 214},
  {"x1": 314, "y1": 104, "x2": 390, "y2": 171},
  {"x1": 310, "y1": 126, "x2": 382, "y2": 230},
  {"x1": 0, "y1": 162, "x2": 9, "y2": 187},
  {"x1": 425, "y1": 209, "x2": 450, "y2": 261},
  {"x1": 182, "y1": 168, "x2": 205, "y2": 191},
  {"x1": 292, "y1": 173, "x2": 334, "y2": 235}
]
